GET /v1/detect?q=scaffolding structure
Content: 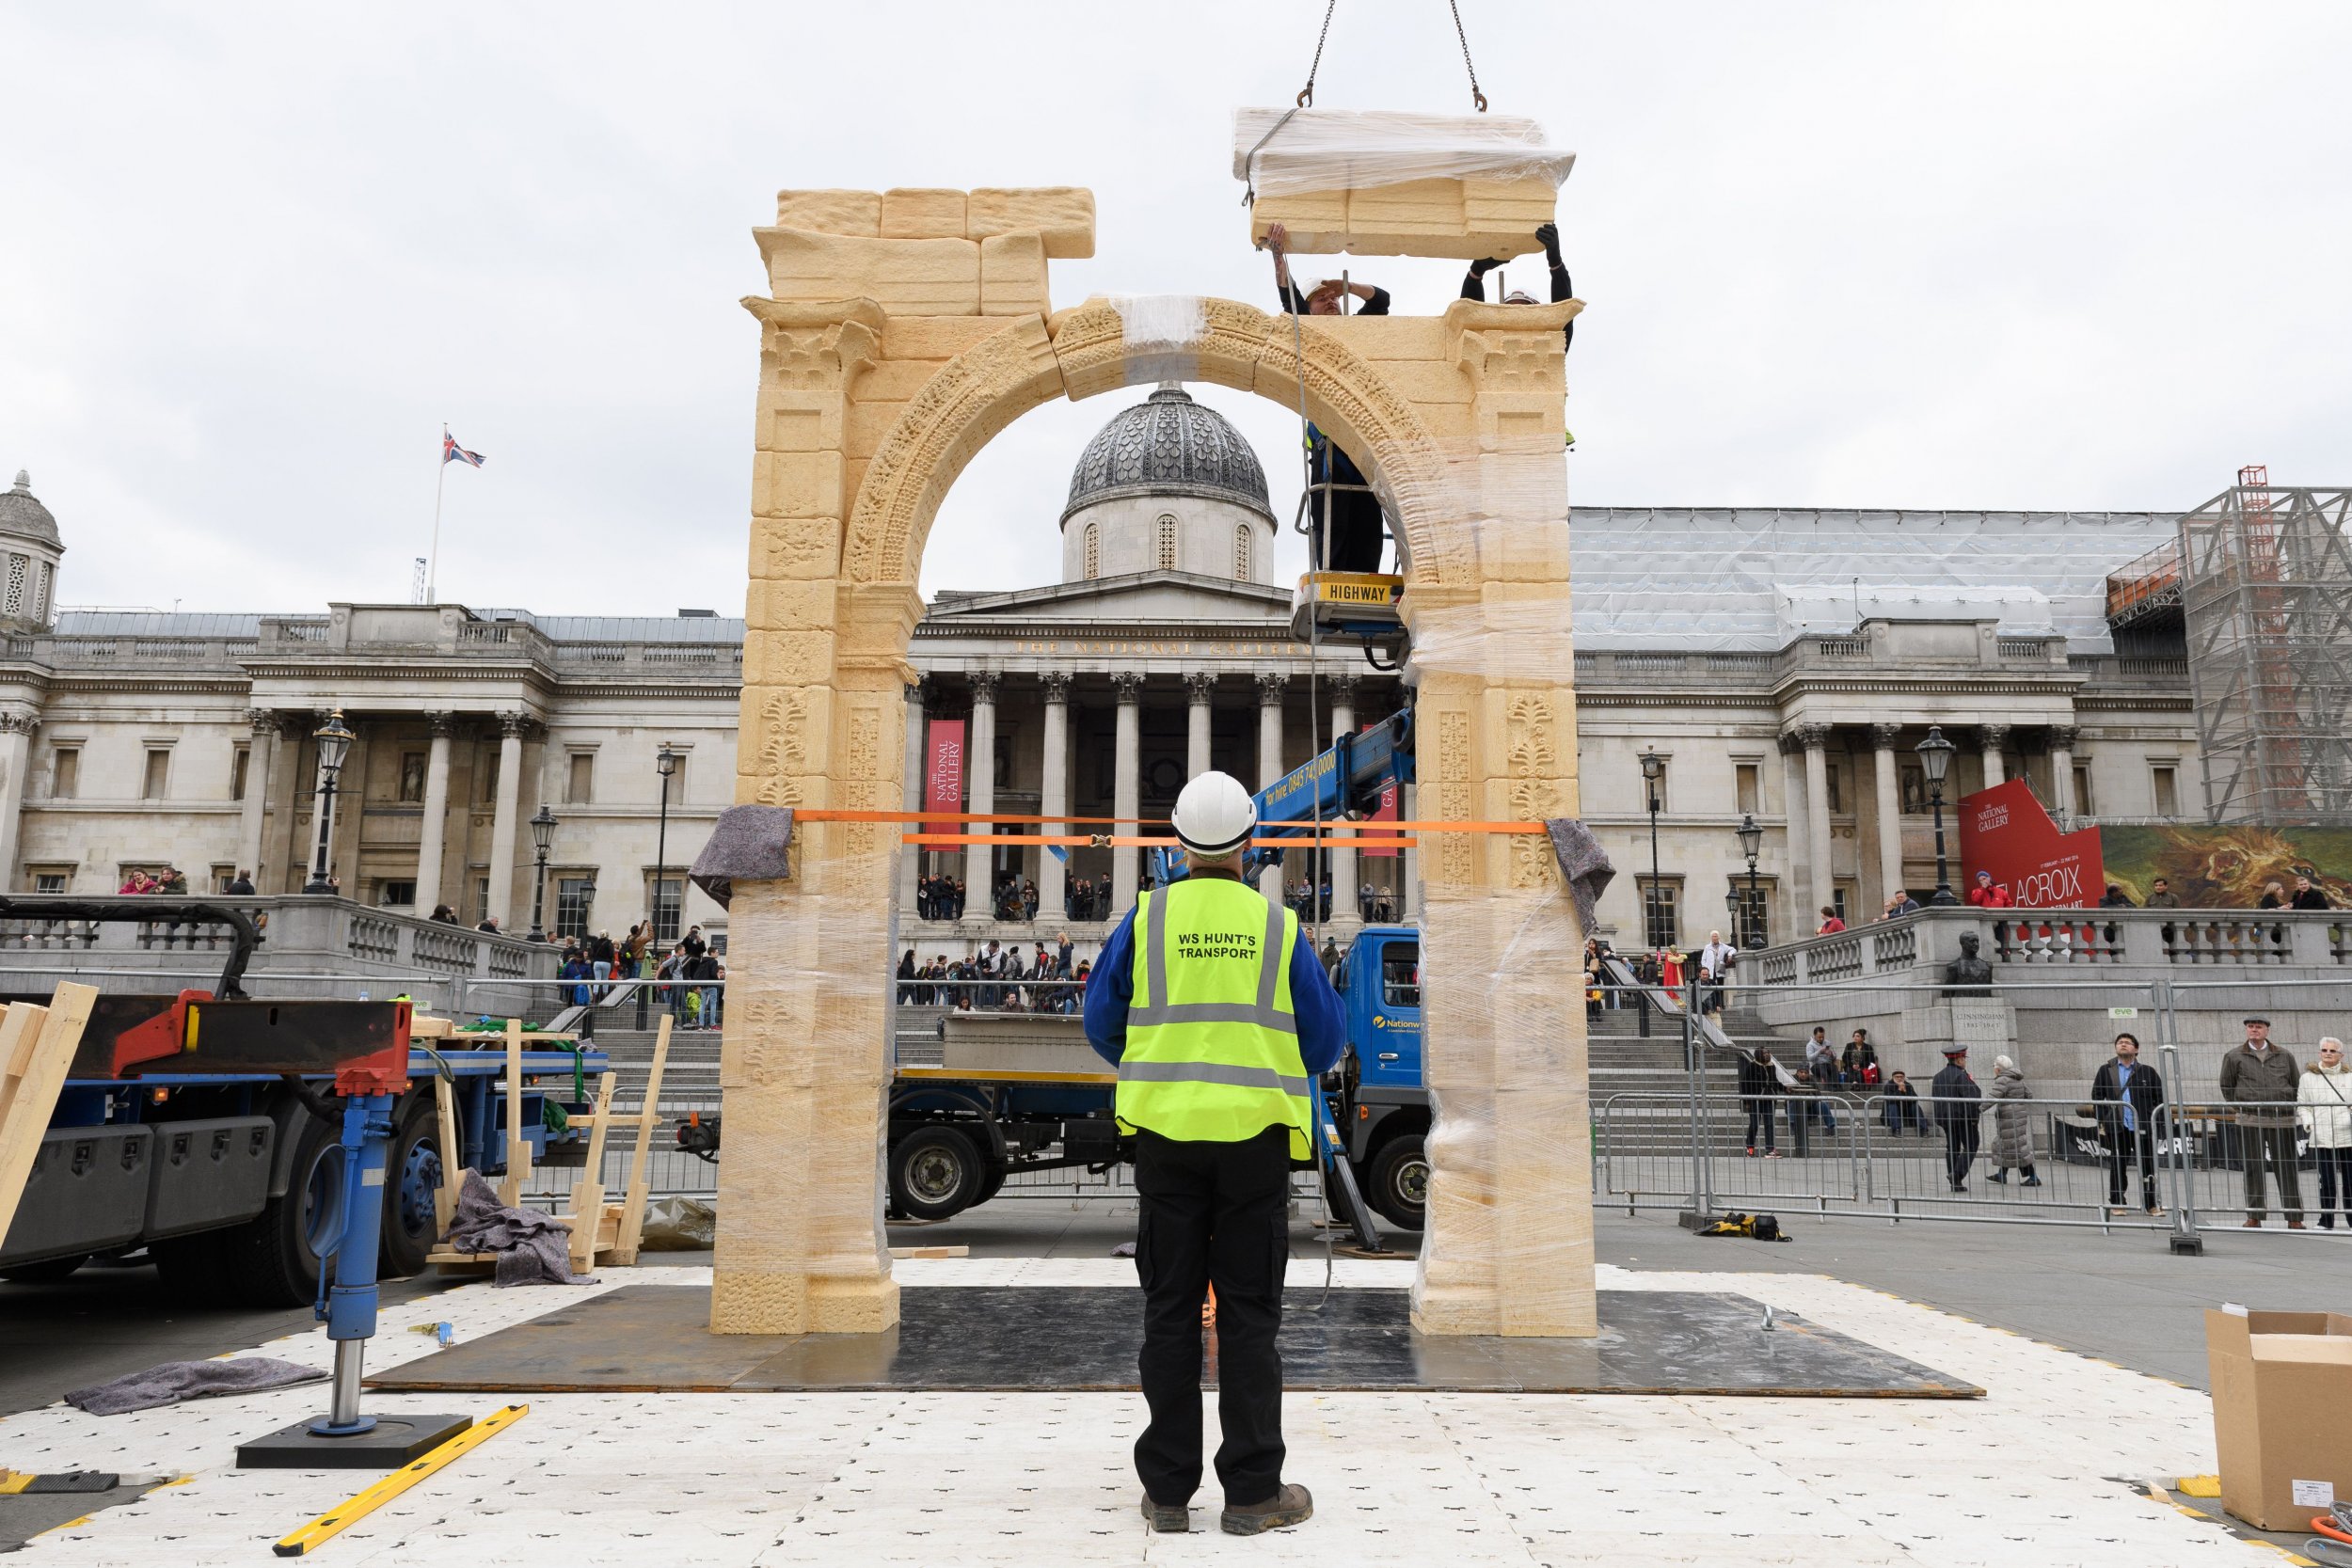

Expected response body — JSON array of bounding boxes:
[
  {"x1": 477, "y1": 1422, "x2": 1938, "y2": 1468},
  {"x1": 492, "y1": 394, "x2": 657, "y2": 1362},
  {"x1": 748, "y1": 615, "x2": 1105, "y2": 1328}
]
[{"x1": 2181, "y1": 468, "x2": 2352, "y2": 825}]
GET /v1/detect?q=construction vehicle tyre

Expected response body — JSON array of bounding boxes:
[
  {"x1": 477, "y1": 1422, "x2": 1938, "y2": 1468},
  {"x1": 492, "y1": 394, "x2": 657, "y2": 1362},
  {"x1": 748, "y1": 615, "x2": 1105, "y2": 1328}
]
[
  {"x1": 1366, "y1": 1134, "x2": 1428, "y2": 1231},
  {"x1": 219, "y1": 1107, "x2": 342, "y2": 1307},
  {"x1": 888, "y1": 1128, "x2": 983, "y2": 1222},
  {"x1": 378, "y1": 1096, "x2": 441, "y2": 1279},
  {"x1": 975, "y1": 1157, "x2": 1008, "y2": 1207}
]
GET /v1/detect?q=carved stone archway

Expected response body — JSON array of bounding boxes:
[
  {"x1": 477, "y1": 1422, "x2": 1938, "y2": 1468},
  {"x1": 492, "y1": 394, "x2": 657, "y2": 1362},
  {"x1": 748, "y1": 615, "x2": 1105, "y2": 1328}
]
[{"x1": 715, "y1": 186, "x2": 1591, "y2": 1339}]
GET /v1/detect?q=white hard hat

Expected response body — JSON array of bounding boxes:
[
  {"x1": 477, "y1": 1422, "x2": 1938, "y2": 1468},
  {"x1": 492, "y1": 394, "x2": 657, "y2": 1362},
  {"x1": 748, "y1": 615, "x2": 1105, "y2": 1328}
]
[{"x1": 1171, "y1": 770, "x2": 1258, "y2": 859}]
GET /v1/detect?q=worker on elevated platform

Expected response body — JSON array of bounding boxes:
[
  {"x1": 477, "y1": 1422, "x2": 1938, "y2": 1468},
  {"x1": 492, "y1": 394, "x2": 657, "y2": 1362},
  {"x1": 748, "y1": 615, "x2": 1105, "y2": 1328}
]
[
  {"x1": 1267, "y1": 222, "x2": 1389, "y2": 574},
  {"x1": 1084, "y1": 769, "x2": 1345, "y2": 1536},
  {"x1": 1462, "y1": 222, "x2": 1574, "y2": 352}
]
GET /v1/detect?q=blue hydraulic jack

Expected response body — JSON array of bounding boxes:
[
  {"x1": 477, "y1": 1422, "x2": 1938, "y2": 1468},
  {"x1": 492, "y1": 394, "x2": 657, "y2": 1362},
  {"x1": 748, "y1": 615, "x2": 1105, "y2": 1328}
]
[{"x1": 237, "y1": 1091, "x2": 472, "y2": 1468}]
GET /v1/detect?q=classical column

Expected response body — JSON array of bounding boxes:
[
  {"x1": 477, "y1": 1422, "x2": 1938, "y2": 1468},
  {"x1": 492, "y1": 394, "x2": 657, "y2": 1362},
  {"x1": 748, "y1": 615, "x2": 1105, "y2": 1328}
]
[
  {"x1": 1039, "y1": 672, "x2": 1070, "y2": 923},
  {"x1": 2047, "y1": 724, "x2": 2078, "y2": 818},
  {"x1": 962, "y1": 673, "x2": 998, "y2": 919},
  {"x1": 898, "y1": 681, "x2": 925, "y2": 921},
  {"x1": 0, "y1": 714, "x2": 36, "y2": 893},
  {"x1": 1184, "y1": 671, "x2": 1215, "y2": 781},
  {"x1": 1111, "y1": 672, "x2": 1142, "y2": 914},
  {"x1": 1327, "y1": 673, "x2": 1359, "y2": 924},
  {"x1": 485, "y1": 712, "x2": 526, "y2": 928},
  {"x1": 413, "y1": 712, "x2": 455, "y2": 915},
  {"x1": 1256, "y1": 673, "x2": 1288, "y2": 901},
  {"x1": 237, "y1": 710, "x2": 277, "y2": 882},
  {"x1": 1780, "y1": 736, "x2": 1813, "y2": 927},
  {"x1": 1869, "y1": 722, "x2": 1904, "y2": 905},
  {"x1": 1977, "y1": 724, "x2": 2009, "y2": 789},
  {"x1": 1793, "y1": 724, "x2": 1835, "y2": 923}
]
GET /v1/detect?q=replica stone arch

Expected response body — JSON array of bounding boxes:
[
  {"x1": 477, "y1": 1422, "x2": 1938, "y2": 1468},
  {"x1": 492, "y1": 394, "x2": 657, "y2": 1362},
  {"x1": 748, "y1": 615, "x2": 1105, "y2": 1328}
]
[{"x1": 715, "y1": 185, "x2": 1591, "y2": 1338}]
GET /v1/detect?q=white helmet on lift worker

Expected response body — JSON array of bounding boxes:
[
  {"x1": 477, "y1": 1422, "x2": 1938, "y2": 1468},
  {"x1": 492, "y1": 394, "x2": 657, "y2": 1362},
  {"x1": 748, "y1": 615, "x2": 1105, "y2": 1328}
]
[{"x1": 1170, "y1": 770, "x2": 1258, "y2": 861}]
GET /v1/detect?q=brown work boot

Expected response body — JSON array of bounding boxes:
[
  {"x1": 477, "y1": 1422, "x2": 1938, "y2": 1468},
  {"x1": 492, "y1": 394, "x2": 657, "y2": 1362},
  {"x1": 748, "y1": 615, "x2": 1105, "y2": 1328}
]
[
  {"x1": 1140, "y1": 1496, "x2": 1189, "y2": 1533},
  {"x1": 1221, "y1": 1483, "x2": 1313, "y2": 1535}
]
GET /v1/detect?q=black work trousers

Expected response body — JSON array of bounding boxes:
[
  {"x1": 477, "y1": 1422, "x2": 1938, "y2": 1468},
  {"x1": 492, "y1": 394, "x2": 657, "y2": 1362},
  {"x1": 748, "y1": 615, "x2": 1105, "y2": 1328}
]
[
  {"x1": 1941, "y1": 1122, "x2": 1979, "y2": 1189},
  {"x1": 2106, "y1": 1125, "x2": 2159, "y2": 1210},
  {"x1": 1132, "y1": 1126, "x2": 1291, "y2": 1510},
  {"x1": 2240, "y1": 1123, "x2": 2304, "y2": 1221}
]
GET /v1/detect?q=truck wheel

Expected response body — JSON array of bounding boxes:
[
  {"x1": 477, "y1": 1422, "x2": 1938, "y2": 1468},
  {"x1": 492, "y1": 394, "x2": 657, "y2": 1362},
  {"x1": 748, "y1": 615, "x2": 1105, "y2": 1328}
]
[
  {"x1": 888, "y1": 1128, "x2": 981, "y2": 1222},
  {"x1": 0, "y1": 1255, "x2": 88, "y2": 1283},
  {"x1": 220, "y1": 1110, "x2": 344, "y2": 1307},
  {"x1": 975, "y1": 1158, "x2": 1008, "y2": 1207},
  {"x1": 1366, "y1": 1134, "x2": 1429, "y2": 1231},
  {"x1": 378, "y1": 1097, "x2": 442, "y2": 1279}
]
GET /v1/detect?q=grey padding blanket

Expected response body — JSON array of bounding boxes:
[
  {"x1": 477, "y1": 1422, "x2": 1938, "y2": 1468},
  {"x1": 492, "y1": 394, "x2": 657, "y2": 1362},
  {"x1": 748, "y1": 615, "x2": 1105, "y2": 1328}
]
[
  {"x1": 689, "y1": 803, "x2": 793, "y2": 909},
  {"x1": 1544, "y1": 817, "x2": 1616, "y2": 935},
  {"x1": 448, "y1": 1169, "x2": 593, "y2": 1287},
  {"x1": 64, "y1": 1357, "x2": 325, "y2": 1417}
]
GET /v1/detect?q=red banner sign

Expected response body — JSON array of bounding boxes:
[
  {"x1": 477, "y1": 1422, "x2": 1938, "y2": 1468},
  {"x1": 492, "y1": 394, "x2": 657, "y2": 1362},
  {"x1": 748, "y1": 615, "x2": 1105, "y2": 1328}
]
[
  {"x1": 924, "y1": 721, "x2": 966, "y2": 814},
  {"x1": 1360, "y1": 722, "x2": 1399, "y2": 857},
  {"x1": 1957, "y1": 777, "x2": 2105, "y2": 909}
]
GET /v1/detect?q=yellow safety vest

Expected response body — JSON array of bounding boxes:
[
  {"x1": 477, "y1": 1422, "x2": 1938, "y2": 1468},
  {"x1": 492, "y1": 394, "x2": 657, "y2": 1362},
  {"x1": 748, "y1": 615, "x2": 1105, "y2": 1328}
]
[{"x1": 1117, "y1": 875, "x2": 1314, "y2": 1160}]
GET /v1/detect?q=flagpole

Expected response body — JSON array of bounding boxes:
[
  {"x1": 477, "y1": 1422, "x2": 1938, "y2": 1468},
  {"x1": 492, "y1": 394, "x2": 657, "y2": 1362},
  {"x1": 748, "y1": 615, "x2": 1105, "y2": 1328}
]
[{"x1": 427, "y1": 424, "x2": 446, "y2": 603}]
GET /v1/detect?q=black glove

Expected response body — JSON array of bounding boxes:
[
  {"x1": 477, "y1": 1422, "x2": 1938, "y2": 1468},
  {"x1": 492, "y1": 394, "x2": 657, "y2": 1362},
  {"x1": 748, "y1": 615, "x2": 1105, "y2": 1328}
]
[
  {"x1": 1535, "y1": 221, "x2": 1561, "y2": 261},
  {"x1": 1469, "y1": 256, "x2": 1501, "y2": 276}
]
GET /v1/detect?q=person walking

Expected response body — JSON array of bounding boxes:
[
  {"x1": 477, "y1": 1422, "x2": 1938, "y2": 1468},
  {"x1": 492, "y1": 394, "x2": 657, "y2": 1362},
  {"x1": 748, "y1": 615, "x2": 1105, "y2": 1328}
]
[
  {"x1": 1738, "y1": 1048, "x2": 1778, "y2": 1157},
  {"x1": 1930, "y1": 1045, "x2": 1985, "y2": 1193},
  {"x1": 2219, "y1": 1017, "x2": 2305, "y2": 1227},
  {"x1": 1983, "y1": 1055, "x2": 2041, "y2": 1187},
  {"x1": 1084, "y1": 770, "x2": 1343, "y2": 1537},
  {"x1": 2090, "y1": 1031, "x2": 2166, "y2": 1217},
  {"x1": 2298, "y1": 1037, "x2": 2352, "y2": 1229}
]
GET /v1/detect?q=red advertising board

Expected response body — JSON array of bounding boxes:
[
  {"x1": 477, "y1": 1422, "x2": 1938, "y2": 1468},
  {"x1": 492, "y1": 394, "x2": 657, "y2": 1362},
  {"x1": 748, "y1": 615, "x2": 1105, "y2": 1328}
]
[
  {"x1": 923, "y1": 720, "x2": 966, "y2": 814},
  {"x1": 1360, "y1": 721, "x2": 1399, "y2": 857},
  {"x1": 1957, "y1": 776, "x2": 2105, "y2": 909}
]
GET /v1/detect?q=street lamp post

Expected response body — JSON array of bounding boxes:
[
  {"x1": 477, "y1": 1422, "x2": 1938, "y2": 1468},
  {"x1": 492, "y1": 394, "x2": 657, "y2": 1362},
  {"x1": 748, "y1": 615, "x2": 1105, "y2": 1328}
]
[
  {"x1": 302, "y1": 710, "x2": 356, "y2": 895},
  {"x1": 1735, "y1": 812, "x2": 1764, "y2": 948},
  {"x1": 527, "y1": 805, "x2": 557, "y2": 942},
  {"x1": 641, "y1": 747, "x2": 682, "y2": 1027},
  {"x1": 1638, "y1": 747, "x2": 1664, "y2": 953},
  {"x1": 1916, "y1": 726, "x2": 1960, "y2": 906}
]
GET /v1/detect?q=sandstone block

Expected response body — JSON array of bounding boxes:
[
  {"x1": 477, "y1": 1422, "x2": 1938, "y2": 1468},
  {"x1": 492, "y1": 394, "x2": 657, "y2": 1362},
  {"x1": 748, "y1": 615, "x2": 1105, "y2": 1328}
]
[
  {"x1": 979, "y1": 231, "x2": 1050, "y2": 317},
  {"x1": 1248, "y1": 175, "x2": 1553, "y2": 261},
  {"x1": 744, "y1": 578, "x2": 835, "y2": 631},
  {"x1": 752, "y1": 450, "x2": 844, "y2": 519},
  {"x1": 967, "y1": 186, "x2": 1096, "y2": 258},
  {"x1": 758, "y1": 229, "x2": 981, "y2": 317},
  {"x1": 754, "y1": 514, "x2": 843, "y2": 580},
  {"x1": 881, "y1": 187, "x2": 969, "y2": 239},
  {"x1": 881, "y1": 316, "x2": 1013, "y2": 362},
  {"x1": 774, "y1": 188, "x2": 882, "y2": 235}
]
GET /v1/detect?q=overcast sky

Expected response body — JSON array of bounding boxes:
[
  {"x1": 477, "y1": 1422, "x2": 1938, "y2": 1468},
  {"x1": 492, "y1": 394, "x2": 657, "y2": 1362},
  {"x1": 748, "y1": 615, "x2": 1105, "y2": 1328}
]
[{"x1": 6, "y1": 3, "x2": 2348, "y2": 617}]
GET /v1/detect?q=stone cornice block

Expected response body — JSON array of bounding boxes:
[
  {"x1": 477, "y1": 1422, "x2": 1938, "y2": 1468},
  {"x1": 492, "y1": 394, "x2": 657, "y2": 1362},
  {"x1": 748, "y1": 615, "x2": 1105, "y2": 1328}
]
[
  {"x1": 967, "y1": 187, "x2": 1096, "y2": 258},
  {"x1": 880, "y1": 187, "x2": 968, "y2": 239},
  {"x1": 978, "y1": 232, "x2": 1049, "y2": 318},
  {"x1": 755, "y1": 230, "x2": 981, "y2": 318},
  {"x1": 775, "y1": 189, "x2": 882, "y2": 234}
]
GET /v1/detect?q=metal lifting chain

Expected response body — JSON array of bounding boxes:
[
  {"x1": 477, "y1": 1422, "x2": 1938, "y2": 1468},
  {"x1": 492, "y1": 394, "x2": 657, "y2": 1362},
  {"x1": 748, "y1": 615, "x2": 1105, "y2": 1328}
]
[
  {"x1": 1297, "y1": 0, "x2": 1340, "y2": 106},
  {"x1": 1450, "y1": 0, "x2": 1487, "y2": 111}
]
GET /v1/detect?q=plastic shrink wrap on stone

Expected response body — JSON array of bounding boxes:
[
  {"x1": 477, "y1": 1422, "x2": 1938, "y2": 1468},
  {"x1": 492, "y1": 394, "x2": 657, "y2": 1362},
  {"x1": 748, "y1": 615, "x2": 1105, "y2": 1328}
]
[{"x1": 1233, "y1": 108, "x2": 1577, "y2": 198}]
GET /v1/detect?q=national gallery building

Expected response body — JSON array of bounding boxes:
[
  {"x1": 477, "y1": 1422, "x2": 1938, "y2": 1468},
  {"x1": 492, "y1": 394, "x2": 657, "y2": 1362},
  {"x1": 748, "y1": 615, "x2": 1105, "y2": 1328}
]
[{"x1": 0, "y1": 388, "x2": 2196, "y2": 958}]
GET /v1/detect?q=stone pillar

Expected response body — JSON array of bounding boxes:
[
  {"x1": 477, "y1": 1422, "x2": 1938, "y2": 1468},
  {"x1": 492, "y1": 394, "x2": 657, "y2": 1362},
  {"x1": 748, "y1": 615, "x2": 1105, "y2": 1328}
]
[
  {"x1": 1327, "y1": 673, "x2": 1359, "y2": 924},
  {"x1": 413, "y1": 712, "x2": 455, "y2": 915},
  {"x1": 485, "y1": 713, "x2": 526, "y2": 928},
  {"x1": 0, "y1": 714, "x2": 36, "y2": 892},
  {"x1": 898, "y1": 681, "x2": 925, "y2": 921},
  {"x1": 962, "y1": 673, "x2": 998, "y2": 919},
  {"x1": 1112, "y1": 672, "x2": 1142, "y2": 914},
  {"x1": 1779, "y1": 735, "x2": 1812, "y2": 928},
  {"x1": 1870, "y1": 722, "x2": 1904, "y2": 905},
  {"x1": 2047, "y1": 724, "x2": 2077, "y2": 819},
  {"x1": 1795, "y1": 725, "x2": 1835, "y2": 923},
  {"x1": 1039, "y1": 672, "x2": 1070, "y2": 923},
  {"x1": 1184, "y1": 671, "x2": 1214, "y2": 781},
  {"x1": 1978, "y1": 724, "x2": 2009, "y2": 789},
  {"x1": 1256, "y1": 672, "x2": 1287, "y2": 902},
  {"x1": 237, "y1": 710, "x2": 277, "y2": 883}
]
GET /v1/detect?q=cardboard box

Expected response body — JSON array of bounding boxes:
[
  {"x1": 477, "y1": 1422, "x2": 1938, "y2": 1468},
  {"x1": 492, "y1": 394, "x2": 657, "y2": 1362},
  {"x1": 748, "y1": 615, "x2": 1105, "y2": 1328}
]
[{"x1": 2205, "y1": 1308, "x2": 2352, "y2": 1529}]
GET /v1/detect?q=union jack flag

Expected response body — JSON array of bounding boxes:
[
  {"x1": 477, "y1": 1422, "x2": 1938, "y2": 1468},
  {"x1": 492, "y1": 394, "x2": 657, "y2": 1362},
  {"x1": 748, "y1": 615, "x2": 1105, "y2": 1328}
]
[{"x1": 442, "y1": 432, "x2": 485, "y2": 467}]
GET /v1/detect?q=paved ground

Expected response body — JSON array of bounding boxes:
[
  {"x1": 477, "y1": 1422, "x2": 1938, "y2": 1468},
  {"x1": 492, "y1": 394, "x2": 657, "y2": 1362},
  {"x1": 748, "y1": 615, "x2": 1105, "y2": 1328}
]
[{"x1": 4, "y1": 1197, "x2": 2343, "y2": 1560}]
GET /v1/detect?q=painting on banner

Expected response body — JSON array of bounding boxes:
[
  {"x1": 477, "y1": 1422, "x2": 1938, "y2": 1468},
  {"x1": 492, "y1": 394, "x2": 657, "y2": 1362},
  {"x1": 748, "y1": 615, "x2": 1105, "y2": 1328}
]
[
  {"x1": 2102, "y1": 822, "x2": 2352, "y2": 908},
  {"x1": 1958, "y1": 778, "x2": 2105, "y2": 908}
]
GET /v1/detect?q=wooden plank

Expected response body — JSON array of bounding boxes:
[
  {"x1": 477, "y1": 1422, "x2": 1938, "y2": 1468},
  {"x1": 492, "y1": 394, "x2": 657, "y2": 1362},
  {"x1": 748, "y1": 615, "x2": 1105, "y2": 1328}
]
[
  {"x1": 565, "y1": 1070, "x2": 616, "y2": 1275},
  {"x1": 609, "y1": 1014, "x2": 672, "y2": 1266},
  {"x1": 497, "y1": 1019, "x2": 529, "y2": 1209},
  {"x1": 431, "y1": 1071, "x2": 462, "y2": 1241},
  {"x1": 0, "y1": 985, "x2": 99, "y2": 1253},
  {"x1": 888, "y1": 1244, "x2": 970, "y2": 1259}
]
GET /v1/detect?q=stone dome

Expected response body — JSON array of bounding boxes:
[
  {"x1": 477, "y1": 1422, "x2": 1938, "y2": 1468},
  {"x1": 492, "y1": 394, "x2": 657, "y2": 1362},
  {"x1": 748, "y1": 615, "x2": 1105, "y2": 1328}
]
[
  {"x1": 1062, "y1": 386, "x2": 1273, "y2": 526},
  {"x1": 0, "y1": 472, "x2": 58, "y2": 548}
]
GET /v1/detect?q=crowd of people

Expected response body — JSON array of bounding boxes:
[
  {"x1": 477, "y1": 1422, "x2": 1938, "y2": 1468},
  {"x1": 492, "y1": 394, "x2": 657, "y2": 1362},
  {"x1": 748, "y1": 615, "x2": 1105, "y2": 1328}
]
[
  {"x1": 898, "y1": 934, "x2": 1087, "y2": 1013},
  {"x1": 915, "y1": 870, "x2": 1121, "y2": 924},
  {"x1": 117, "y1": 867, "x2": 201, "y2": 895},
  {"x1": 544, "y1": 922, "x2": 725, "y2": 1030}
]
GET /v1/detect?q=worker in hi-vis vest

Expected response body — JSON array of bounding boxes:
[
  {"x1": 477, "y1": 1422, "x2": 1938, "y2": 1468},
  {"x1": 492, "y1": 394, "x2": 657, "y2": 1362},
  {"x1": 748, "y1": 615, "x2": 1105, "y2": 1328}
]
[{"x1": 1084, "y1": 770, "x2": 1345, "y2": 1537}]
